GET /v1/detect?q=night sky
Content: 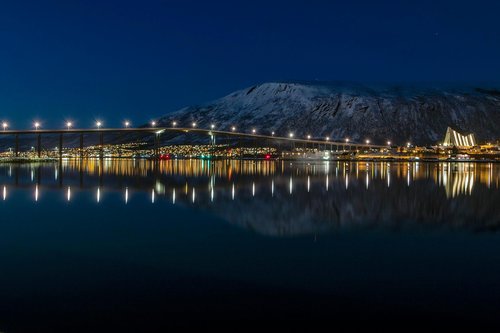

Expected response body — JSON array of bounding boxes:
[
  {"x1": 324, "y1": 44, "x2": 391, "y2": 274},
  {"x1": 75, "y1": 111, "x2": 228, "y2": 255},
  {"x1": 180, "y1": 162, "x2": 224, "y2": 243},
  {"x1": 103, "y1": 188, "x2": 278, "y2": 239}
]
[{"x1": 1, "y1": 0, "x2": 499, "y2": 128}]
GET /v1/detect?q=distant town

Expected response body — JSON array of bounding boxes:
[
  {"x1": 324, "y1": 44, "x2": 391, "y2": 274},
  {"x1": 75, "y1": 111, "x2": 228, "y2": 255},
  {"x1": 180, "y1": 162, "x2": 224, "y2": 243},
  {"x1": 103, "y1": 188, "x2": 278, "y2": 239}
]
[{"x1": 0, "y1": 126, "x2": 499, "y2": 163}]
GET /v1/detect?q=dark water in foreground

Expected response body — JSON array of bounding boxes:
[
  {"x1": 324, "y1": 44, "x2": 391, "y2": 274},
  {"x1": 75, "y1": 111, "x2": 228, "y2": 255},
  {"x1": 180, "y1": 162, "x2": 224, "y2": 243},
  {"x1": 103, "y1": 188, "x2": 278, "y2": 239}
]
[{"x1": 1, "y1": 159, "x2": 500, "y2": 331}]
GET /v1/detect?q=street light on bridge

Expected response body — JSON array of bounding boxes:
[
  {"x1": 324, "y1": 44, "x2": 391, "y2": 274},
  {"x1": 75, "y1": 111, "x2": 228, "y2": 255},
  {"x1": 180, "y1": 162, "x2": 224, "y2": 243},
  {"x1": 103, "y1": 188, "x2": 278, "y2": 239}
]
[
  {"x1": 271, "y1": 131, "x2": 275, "y2": 136},
  {"x1": 210, "y1": 124, "x2": 215, "y2": 129},
  {"x1": 151, "y1": 121, "x2": 156, "y2": 127},
  {"x1": 124, "y1": 121, "x2": 130, "y2": 128},
  {"x1": 2, "y1": 122, "x2": 8, "y2": 131},
  {"x1": 387, "y1": 140, "x2": 392, "y2": 146},
  {"x1": 172, "y1": 121, "x2": 177, "y2": 127},
  {"x1": 325, "y1": 136, "x2": 330, "y2": 141},
  {"x1": 289, "y1": 132, "x2": 294, "y2": 138},
  {"x1": 365, "y1": 139, "x2": 370, "y2": 145},
  {"x1": 307, "y1": 135, "x2": 311, "y2": 139},
  {"x1": 345, "y1": 138, "x2": 350, "y2": 143},
  {"x1": 34, "y1": 122, "x2": 40, "y2": 130},
  {"x1": 192, "y1": 122, "x2": 197, "y2": 128},
  {"x1": 231, "y1": 126, "x2": 236, "y2": 132},
  {"x1": 252, "y1": 128, "x2": 256, "y2": 134},
  {"x1": 96, "y1": 121, "x2": 102, "y2": 129},
  {"x1": 66, "y1": 122, "x2": 73, "y2": 130}
]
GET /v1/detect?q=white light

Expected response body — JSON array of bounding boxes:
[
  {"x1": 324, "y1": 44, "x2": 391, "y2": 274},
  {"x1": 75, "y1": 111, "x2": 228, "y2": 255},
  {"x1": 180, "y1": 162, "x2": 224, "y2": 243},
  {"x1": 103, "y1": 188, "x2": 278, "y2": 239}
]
[
  {"x1": 307, "y1": 135, "x2": 311, "y2": 139},
  {"x1": 34, "y1": 122, "x2": 40, "y2": 130},
  {"x1": 192, "y1": 122, "x2": 197, "y2": 128},
  {"x1": 345, "y1": 138, "x2": 350, "y2": 143},
  {"x1": 271, "y1": 131, "x2": 275, "y2": 136},
  {"x1": 96, "y1": 121, "x2": 102, "y2": 129},
  {"x1": 252, "y1": 129, "x2": 256, "y2": 134},
  {"x1": 125, "y1": 187, "x2": 129, "y2": 204},
  {"x1": 66, "y1": 121, "x2": 72, "y2": 130},
  {"x1": 96, "y1": 188, "x2": 101, "y2": 203},
  {"x1": 125, "y1": 121, "x2": 130, "y2": 128},
  {"x1": 325, "y1": 136, "x2": 330, "y2": 141},
  {"x1": 2, "y1": 185, "x2": 6, "y2": 200},
  {"x1": 231, "y1": 126, "x2": 236, "y2": 132},
  {"x1": 151, "y1": 189, "x2": 155, "y2": 203},
  {"x1": 210, "y1": 124, "x2": 215, "y2": 129},
  {"x1": 2, "y1": 122, "x2": 7, "y2": 130},
  {"x1": 67, "y1": 186, "x2": 71, "y2": 202},
  {"x1": 289, "y1": 132, "x2": 294, "y2": 138},
  {"x1": 387, "y1": 141, "x2": 391, "y2": 146},
  {"x1": 172, "y1": 121, "x2": 177, "y2": 127},
  {"x1": 366, "y1": 139, "x2": 370, "y2": 144},
  {"x1": 151, "y1": 121, "x2": 156, "y2": 127}
]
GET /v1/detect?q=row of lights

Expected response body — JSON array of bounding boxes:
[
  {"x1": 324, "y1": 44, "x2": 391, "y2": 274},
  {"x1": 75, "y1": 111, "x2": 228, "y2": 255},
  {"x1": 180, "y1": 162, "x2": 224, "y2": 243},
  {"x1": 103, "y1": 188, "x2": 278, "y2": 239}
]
[{"x1": 0, "y1": 120, "x2": 408, "y2": 146}]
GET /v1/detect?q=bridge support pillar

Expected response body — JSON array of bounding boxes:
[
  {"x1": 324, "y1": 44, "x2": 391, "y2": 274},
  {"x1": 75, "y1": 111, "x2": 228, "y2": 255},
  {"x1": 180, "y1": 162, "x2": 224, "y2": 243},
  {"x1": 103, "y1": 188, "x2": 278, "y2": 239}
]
[
  {"x1": 59, "y1": 134, "x2": 63, "y2": 159},
  {"x1": 80, "y1": 134, "x2": 84, "y2": 158},
  {"x1": 15, "y1": 134, "x2": 19, "y2": 157},
  {"x1": 99, "y1": 133, "x2": 104, "y2": 159},
  {"x1": 37, "y1": 134, "x2": 41, "y2": 158},
  {"x1": 154, "y1": 133, "x2": 160, "y2": 158}
]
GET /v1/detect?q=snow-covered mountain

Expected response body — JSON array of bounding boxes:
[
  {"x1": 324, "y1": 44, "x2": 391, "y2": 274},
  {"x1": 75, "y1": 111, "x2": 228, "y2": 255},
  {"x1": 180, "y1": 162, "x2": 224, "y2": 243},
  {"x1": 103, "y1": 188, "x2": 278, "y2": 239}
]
[{"x1": 157, "y1": 82, "x2": 500, "y2": 145}]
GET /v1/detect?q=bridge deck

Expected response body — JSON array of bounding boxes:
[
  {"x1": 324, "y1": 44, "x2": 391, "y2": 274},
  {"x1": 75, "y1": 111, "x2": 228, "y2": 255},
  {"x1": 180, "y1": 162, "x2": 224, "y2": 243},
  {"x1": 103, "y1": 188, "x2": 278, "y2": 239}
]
[{"x1": 0, "y1": 127, "x2": 385, "y2": 148}]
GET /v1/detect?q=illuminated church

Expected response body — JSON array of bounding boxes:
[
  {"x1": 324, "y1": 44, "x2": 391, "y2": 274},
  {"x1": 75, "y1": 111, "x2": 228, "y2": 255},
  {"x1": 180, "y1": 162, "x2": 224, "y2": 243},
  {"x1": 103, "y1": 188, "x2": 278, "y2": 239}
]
[{"x1": 443, "y1": 127, "x2": 476, "y2": 147}]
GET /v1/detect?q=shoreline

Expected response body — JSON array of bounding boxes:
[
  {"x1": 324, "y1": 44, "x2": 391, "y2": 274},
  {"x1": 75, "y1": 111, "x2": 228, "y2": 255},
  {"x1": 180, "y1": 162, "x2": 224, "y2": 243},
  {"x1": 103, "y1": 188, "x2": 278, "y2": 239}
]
[{"x1": 1, "y1": 156, "x2": 500, "y2": 164}]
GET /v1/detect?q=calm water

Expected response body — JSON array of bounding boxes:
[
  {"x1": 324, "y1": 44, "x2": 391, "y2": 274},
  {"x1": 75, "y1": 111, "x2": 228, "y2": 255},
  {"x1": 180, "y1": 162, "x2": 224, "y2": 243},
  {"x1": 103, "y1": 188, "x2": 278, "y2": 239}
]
[{"x1": 1, "y1": 159, "x2": 500, "y2": 331}]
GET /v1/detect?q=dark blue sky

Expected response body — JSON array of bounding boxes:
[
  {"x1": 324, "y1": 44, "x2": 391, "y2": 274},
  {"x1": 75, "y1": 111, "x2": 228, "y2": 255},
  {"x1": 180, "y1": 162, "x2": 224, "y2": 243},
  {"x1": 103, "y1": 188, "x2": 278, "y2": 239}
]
[{"x1": 1, "y1": 0, "x2": 499, "y2": 128}]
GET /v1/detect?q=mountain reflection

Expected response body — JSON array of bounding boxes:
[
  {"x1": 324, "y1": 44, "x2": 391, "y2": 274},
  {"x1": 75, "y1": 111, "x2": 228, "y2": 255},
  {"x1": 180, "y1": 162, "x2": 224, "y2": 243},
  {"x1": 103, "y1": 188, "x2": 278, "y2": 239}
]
[{"x1": 1, "y1": 159, "x2": 500, "y2": 235}]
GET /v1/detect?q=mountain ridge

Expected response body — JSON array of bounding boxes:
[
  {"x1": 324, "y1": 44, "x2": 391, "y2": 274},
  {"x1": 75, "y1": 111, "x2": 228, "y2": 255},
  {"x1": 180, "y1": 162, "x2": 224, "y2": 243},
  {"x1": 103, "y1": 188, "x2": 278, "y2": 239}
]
[{"x1": 156, "y1": 81, "x2": 500, "y2": 145}]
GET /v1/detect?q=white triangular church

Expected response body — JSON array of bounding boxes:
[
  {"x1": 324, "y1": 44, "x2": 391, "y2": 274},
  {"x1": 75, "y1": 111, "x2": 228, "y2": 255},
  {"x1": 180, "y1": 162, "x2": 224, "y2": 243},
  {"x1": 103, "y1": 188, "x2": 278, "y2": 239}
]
[{"x1": 443, "y1": 127, "x2": 476, "y2": 147}]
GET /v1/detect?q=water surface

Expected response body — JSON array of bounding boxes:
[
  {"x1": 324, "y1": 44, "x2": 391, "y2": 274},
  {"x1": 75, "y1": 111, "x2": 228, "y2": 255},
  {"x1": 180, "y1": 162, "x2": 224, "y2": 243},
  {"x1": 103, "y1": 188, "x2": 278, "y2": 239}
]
[{"x1": 1, "y1": 159, "x2": 500, "y2": 330}]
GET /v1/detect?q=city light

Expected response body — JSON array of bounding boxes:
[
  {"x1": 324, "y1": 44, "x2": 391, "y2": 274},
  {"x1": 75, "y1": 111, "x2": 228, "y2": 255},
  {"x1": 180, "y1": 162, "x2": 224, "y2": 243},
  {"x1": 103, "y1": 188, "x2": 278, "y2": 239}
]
[
  {"x1": 325, "y1": 136, "x2": 330, "y2": 141},
  {"x1": 407, "y1": 142, "x2": 411, "y2": 147},
  {"x1": 210, "y1": 124, "x2": 215, "y2": 129},
  {"x1": 252, "y1": 128, "x2": 256, "y2": 134},
  {"x1": 231, "y1": 126, "x2": 236, "y2": 132},
  {"x1": 387, "y1": 140, "x2": 392, "y2": 146},
  {"x1": 192, "y1": 122, "x2": 197, "y2": 128},
  {"x1": 2, "y1": 122, "x2": 7, "y2": 131},
  {"x1": 345, "y1": 138, "x2": 350, "y2": 143},
  {"x1": 172, "y1": 121, "x2": 177, "y2": 127},
  {"x1": 96, "y1": 121, "x2": 102, "y2": 129},
  {"x1": 124, "y1": 121, "x2": 130, "y2": 128},
  {"x1": 34, "y1": 122, "x2": 40, "y2": 130},
  {"x1": 289, "y1": 132, "x2": 294, "y2": 138},
  {"x1": 365, "y1": 139, "x2": 370, "y2": 144},
  {"x1": 271, "y1": 131, "x2": 275, "y2": 136},
  {"x1": 151, "y1": 121, "x2": 156, "y2": 127},
  {"x1": 307, "y1": 135, "x2": 311, "y2": 139},
  {"x1": 66, "y1": 121, "x2": 72, "y2": 130}
]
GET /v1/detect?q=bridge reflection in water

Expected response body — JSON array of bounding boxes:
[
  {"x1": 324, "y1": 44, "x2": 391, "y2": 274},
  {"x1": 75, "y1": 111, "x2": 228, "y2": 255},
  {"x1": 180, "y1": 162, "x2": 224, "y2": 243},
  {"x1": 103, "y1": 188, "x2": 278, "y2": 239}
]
[{"x1": 1, "y1": 159, "x2": 499, "y2": 235}]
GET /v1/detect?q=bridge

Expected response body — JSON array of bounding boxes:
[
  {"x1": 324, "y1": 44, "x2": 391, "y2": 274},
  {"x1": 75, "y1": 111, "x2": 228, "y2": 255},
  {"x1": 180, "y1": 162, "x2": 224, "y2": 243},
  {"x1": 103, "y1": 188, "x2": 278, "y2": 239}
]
[{"x1": 0, "y1": 127, "x2": 386, "y2": 158}]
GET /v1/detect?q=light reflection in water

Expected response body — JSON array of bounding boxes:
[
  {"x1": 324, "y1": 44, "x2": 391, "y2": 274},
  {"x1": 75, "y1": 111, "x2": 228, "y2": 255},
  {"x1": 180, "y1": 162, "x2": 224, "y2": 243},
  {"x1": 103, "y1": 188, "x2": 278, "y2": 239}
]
[{"x1": 1, "y1": 161, "x2": 500, "y2": 226}]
